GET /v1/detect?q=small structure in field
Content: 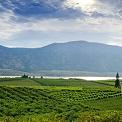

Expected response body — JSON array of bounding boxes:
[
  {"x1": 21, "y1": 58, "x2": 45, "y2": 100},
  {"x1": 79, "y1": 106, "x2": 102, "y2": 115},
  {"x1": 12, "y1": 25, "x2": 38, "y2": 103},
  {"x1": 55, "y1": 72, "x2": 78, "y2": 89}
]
[{"x1": 115, "y1": 72, "x2": 121, "y2": 89}]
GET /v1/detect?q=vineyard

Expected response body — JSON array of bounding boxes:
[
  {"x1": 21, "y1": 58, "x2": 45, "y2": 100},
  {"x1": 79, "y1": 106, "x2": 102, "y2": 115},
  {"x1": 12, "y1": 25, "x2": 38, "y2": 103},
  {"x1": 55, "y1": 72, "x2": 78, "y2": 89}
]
[{"x1": 0, "y1": 78, "x2": 122, "y2": 122}]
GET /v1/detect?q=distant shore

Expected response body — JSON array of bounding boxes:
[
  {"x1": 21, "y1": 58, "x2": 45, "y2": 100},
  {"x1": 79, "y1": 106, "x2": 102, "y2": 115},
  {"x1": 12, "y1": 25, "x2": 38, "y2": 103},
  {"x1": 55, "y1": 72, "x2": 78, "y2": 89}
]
[{"x1": 0, "y1": 76, "x2": 118, "y2": 81}]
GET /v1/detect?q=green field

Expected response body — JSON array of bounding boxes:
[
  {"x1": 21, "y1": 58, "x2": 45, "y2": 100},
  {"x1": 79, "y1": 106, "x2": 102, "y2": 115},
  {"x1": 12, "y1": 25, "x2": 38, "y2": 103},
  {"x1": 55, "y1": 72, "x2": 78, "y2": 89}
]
[{"x1": 0, "y1": 78, "x2": 121, "y2": 122}]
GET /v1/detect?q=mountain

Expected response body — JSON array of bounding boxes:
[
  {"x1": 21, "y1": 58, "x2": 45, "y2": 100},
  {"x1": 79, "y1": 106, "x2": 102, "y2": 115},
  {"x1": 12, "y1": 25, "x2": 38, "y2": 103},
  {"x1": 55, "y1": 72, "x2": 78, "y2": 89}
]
[
  {"x1": 0, "y1": 69, "x2": 30, "y2": 76},
  {"x1": 1, "y1": 41, "x2": 122, "y2": 74}
]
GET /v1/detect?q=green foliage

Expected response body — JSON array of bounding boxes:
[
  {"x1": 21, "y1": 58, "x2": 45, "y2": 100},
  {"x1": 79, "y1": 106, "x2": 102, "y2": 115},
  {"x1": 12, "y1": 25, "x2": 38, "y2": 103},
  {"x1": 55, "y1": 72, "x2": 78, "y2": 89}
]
[
  {"x1": 21, "y1": 74, "x2": 29, "y2": 79},
  {"x1": 0, "y1": 78, "x2": 40, "y2": 87},
  {"x1": 33, "y1": 78, "x2": 113, "y2": 87},
  {"x1": 115, "y1": 79, "x2": 121, "y2": 89},
  {"x1": 0, "y1": 113, "x2": 64, "y2": 122},
  {"x1": 77, "y1": 111, "x2": 120, "y2": 122},
  {"x1": 0, "y1": 78, "x2": 121, "y2": 121}
]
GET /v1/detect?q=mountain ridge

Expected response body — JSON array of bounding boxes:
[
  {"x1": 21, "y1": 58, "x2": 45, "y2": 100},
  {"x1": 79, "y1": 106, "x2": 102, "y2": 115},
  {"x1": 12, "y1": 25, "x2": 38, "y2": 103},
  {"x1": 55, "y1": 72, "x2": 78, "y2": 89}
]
[
  {"x1": 1, "y1": 41, "x2": 122, "y2": 49},
  {"x1": 0, "y1": 41, "x2": 122, "y2": 73}
]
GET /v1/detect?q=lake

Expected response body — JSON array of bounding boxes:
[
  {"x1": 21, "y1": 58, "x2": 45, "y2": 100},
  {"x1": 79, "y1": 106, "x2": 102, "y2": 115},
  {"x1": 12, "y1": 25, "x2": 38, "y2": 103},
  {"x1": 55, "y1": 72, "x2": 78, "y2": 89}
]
[
  {"x1": 44, "y1": 76, "x2": 117, "y2": 81},
  {"x1": 0, "y1": 76, "x2": 118, "y2": 81}
]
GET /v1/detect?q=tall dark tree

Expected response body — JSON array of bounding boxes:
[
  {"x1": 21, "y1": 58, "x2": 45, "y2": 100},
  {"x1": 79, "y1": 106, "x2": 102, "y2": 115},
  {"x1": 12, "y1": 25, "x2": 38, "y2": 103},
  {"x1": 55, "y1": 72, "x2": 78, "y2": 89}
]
[{"x1": 115, "y1": 72, "x2": 121, "y2": 89}]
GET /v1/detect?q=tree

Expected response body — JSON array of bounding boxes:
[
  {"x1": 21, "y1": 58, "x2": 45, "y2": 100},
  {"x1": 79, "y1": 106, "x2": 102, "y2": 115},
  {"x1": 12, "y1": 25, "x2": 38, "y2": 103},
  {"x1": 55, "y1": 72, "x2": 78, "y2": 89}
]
[
  {"x1": 115, "y1": 72, "x2": 121, "y2": 89},
  {"x1": 21, "y1": 74, "x2": 29, "y2": 78}
]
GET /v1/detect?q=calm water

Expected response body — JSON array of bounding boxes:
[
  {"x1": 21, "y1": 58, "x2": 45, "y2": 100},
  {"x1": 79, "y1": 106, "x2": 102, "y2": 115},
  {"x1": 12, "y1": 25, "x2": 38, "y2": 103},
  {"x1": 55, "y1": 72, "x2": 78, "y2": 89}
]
[
  {"x1": 0, "y1": 76, "x2": 117, "y2": 81},
  {"x1": 44, "y1": 76, "x2": 116, "y2": 81}
]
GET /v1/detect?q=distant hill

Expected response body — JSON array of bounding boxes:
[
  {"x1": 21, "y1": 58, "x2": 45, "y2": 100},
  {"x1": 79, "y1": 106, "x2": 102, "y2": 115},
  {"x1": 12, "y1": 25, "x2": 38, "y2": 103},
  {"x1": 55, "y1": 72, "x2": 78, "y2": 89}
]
[
  {"x1": 1, "y1": 41, "x2": 122, "y2": 74},
  {"x1": 0, "y1": 69, "x2": 30, "y2": 76}
]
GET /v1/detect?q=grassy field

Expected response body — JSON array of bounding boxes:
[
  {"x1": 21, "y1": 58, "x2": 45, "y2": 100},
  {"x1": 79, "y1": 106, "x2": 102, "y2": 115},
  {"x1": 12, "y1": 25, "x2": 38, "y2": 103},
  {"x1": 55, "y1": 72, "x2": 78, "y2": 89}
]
[{"x1": 0, "y1": 78, "x2": 121, "y2": 122}]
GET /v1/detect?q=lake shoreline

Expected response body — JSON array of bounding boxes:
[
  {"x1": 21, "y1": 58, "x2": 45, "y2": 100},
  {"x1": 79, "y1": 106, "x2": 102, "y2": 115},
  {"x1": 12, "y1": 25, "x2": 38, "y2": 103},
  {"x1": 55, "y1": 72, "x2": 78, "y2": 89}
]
[{"x1": 0, "y1": 76, "x2": 118, "y2": 81}]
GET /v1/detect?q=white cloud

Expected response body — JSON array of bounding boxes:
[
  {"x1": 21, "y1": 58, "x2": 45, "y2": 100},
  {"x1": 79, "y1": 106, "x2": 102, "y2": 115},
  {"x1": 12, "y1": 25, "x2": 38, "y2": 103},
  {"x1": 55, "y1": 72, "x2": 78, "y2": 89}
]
[
  {"x1": 64, "y1": 0, "x2": 118, "y2": 17},
  {"x1": 0, "y1": 10, "x2": 21, "y2": 40},
  {"x1": 0, "y1": 1, "x2": 122, "y2": 47}
]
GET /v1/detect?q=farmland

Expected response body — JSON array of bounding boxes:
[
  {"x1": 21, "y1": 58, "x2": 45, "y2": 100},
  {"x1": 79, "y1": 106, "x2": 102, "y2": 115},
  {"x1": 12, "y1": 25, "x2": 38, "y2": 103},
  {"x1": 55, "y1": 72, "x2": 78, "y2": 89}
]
[{"x1": 0, "y1": 78, "x2": 121, "y2": 122}]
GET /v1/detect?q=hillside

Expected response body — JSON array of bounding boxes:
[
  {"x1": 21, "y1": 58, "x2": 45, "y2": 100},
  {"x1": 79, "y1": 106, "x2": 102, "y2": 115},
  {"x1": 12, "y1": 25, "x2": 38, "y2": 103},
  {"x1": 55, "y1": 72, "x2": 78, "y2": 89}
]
[
  {"x1": 0, "y1": 78, "x2": 121, "y2": 121},
  {"x1": 1, "y1": 41, "x2": 122, "y2": 73}
]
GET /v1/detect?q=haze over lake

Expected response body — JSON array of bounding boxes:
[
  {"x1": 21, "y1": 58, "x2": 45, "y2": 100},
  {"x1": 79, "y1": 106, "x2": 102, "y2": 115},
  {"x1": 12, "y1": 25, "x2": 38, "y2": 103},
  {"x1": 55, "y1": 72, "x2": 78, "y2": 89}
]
[{"x1": 0, "y1": 76, "x2": 118, "y2": 81}]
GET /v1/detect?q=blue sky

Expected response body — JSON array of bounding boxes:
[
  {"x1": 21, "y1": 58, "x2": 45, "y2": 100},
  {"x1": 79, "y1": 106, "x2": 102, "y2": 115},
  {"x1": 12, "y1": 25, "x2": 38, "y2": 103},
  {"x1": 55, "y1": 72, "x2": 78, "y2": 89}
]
[{"x1": 0, "y1": 0, "x2": 122, "y2": 48}]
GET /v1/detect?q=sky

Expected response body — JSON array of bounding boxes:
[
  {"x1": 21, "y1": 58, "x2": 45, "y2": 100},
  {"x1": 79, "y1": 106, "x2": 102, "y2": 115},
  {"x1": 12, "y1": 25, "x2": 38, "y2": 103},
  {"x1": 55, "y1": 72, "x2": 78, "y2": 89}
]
[{"x1": 0, "y1": 0, "x2": 122, "y2": 48}]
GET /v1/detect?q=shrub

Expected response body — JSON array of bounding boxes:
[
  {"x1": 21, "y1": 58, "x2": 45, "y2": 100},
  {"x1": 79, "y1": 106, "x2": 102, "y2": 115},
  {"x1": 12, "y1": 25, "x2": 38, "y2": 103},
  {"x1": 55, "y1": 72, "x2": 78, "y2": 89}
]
[{"x1": 77, "y1": 111, "x2": 120, "y2": 122}]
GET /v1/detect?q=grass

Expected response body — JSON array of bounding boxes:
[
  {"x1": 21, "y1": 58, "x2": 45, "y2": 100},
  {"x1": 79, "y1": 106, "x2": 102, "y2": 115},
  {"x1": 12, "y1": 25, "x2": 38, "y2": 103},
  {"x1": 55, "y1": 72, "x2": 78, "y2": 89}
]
[
  {"x1": 0, "y1": 78, "x2": 121, "y2": 122},
  {"x1": 0, "y1": 78, "x2": 40, "y2": 87},
  {"x1": 92, "y1": 80, "x2": 115, "y2": 86},
  {"x1": 34, "y1": 78, "x2": 110, "y2": 87},
  {"x1": 0, "y1": 78, "x2": 115, "y2": 87}
]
